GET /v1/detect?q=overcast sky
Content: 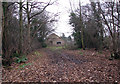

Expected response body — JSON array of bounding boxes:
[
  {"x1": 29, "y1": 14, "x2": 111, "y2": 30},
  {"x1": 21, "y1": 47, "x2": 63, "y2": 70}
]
[{"x1": 45, "y1": 0, "x2": 90, "y2": 37}]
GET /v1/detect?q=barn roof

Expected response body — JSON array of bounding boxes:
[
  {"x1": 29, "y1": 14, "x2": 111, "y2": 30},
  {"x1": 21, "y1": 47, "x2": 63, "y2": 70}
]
[{"x1": 48, "y1": 33, "x2": 60, "y2": 38}]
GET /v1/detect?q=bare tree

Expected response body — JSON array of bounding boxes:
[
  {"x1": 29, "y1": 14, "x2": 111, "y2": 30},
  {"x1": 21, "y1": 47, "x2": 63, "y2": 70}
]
[
  {"x1": 98, "y1": 2, "x2": 120, "y2": 58},
  {"x1": 23, "y1": 0, "x2": 53, "y2": 51},
  {"x1": 1, "y1": 0, "x2": 58, "y2": 65}
]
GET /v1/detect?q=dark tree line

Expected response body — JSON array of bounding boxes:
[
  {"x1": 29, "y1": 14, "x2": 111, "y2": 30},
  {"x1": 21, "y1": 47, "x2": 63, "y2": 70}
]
[
  {"x1": 1, "y1": 1, "x2": 56, "y2": 66},
  {"x1": 69, "y1": 1, "x2": 120, "y2": 58}
]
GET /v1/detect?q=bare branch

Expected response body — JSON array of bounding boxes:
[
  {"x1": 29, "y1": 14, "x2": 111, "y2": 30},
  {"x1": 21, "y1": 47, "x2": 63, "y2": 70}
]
[{"x1": 30, "y1": 0, "x2": 52, "y2": 19}]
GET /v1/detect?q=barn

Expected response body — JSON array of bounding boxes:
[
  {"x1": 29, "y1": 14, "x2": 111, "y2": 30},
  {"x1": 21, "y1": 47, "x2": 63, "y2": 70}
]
[{"x1": 46, "y1": 33, "x2": 65, "y2": 46}]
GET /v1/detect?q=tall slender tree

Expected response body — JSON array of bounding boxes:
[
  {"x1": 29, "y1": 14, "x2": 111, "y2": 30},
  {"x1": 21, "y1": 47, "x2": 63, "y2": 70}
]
[
  {"x1": 19, "y1": 0, "x2": 23, "y2": 55},
  {"x1": 2, "y1": 2, "x2": 11, "y2": 65},
  {"x1": 79, "y1": 0, "x2": 85, "y2": 50},
  {"x1": 26, "y1": 0, "x2": 31, "y2": 52},
  {"x1": 90, "y1": 1, "x2": 104, "y2": 49}
]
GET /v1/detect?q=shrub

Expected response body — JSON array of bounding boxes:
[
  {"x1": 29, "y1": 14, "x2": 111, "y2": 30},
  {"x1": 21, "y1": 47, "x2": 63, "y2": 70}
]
[
  {"x1": 15, "y1": 55, "x2": 27, "y2": 63},
  {"x1": 65, "y1": 44, "x2": 78, "y2": 50},
  {"x1": 42, "y1": 43, "x2": 47, "y2": 48}
]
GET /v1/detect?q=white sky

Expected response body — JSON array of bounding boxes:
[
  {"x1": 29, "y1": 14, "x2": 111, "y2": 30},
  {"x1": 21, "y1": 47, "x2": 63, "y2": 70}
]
[{"x1": 46, "y1": 0, "x2": 90, "y2": 37}]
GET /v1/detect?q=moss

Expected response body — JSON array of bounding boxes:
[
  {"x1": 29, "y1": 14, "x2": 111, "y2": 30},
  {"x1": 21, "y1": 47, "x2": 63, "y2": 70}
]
[
  {"x1": 79, "y1": 52, "x2": 83, "y2": 55},
  {"x1": 34, "y1": 52, "x2": 42, "y2": 56},
  {"x1": 47, "y1": 46, "x2": 64, "y2": 50}
]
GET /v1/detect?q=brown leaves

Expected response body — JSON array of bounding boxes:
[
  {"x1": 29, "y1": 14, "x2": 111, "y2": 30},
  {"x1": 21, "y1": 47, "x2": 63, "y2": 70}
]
[{"x1": 2, "y1": 49, "x2": 120, "y2": 83}]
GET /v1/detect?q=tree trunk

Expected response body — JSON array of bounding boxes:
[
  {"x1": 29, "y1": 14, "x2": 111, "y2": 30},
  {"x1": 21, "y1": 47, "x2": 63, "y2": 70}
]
[
  {"x1": 79, "y1": 0, "x2": 85, "y2": 50},
  {"x1": 0, "y1": 2, "x2": 2, "y2": 66},
  {"x1": 2, "y1": 2, "x2": 12, "y2": 65},
  {"x1": 81, "y1": 26, "x2": 85, "y2": 50},
  {"x1": 19, "y1": 1, "x2": 23, "y2": 55},
  {"x1": 27, "y1": 1, "x2": 31, "y2": 52}
]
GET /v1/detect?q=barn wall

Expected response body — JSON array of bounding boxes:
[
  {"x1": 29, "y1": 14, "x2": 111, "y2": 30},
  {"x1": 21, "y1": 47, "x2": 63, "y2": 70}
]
[
  {"x1": 46, "y1": 34, "x2": 65, "y2": 46},
  {"x1": 52, "y1": 38, "x2": 65, "y2": 46}
]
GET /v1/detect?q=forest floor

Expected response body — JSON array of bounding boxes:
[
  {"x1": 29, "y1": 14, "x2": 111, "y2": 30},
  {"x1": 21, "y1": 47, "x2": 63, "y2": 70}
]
[{"x1": 2, "y1": 47, "x2": 120, "y2": 83}]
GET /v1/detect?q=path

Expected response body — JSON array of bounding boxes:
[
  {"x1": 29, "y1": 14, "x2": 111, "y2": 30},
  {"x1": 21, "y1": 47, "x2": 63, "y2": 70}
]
[{"x1": 2, "y1": 48, "x2": 120, "y2": 83}]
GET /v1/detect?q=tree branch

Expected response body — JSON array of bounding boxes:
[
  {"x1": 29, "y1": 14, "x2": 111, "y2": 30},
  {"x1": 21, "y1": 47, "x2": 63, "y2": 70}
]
[{"x1": 30, "y1": 0, "x2": 52, "y2": 19}]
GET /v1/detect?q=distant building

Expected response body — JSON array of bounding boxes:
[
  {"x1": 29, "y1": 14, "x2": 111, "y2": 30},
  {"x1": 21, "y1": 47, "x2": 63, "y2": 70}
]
[{"x1": 46, "y1": 33, "x2": 65, "y2": 46}]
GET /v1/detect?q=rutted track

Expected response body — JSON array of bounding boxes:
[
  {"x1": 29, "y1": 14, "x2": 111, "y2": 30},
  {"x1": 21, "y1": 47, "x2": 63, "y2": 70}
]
[{"x1": 45, "y1": 49, "x2": 89, "y2": 65}]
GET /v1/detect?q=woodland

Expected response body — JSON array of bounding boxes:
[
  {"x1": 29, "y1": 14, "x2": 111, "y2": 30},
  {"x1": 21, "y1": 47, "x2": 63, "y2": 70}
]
[{"x1": 0, "y1": 0, "x2": 120, "y2": 83}]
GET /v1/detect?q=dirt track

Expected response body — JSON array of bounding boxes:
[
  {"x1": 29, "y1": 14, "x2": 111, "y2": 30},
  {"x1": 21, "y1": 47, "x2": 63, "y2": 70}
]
[{"x1": 2, "y1": 48, "x2": 120, "y2": 83}]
